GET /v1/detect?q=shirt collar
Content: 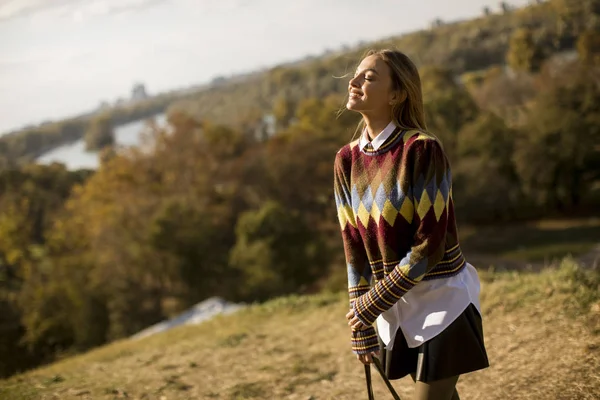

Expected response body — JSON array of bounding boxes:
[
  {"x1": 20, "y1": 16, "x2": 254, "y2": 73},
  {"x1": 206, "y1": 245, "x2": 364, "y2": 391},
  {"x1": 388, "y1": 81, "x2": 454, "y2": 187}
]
[{"x1": 359, "y1": 121, "x2": 398, "y2": 151}]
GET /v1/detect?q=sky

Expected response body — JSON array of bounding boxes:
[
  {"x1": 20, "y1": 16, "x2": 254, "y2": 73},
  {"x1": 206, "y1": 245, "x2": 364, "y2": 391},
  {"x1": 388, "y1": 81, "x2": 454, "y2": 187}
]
[{"x1": 0, "y1": 0, "x2": 531, "y2": 134}]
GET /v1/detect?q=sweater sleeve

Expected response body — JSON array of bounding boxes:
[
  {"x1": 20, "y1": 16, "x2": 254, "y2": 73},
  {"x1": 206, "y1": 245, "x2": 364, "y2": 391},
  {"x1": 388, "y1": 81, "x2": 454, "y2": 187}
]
[
  {"x1": 333, "y1": 150, "x2": 379, "y2": 355},
  {"x1": 352, "y1": 138, "x2": 451, "y2": 326}
]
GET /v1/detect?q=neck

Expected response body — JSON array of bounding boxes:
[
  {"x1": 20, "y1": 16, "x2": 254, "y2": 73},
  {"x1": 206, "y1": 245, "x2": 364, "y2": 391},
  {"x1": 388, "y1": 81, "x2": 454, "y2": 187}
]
[{"x1": 362, "y1": 113, "x2": 393, "y2": 140}]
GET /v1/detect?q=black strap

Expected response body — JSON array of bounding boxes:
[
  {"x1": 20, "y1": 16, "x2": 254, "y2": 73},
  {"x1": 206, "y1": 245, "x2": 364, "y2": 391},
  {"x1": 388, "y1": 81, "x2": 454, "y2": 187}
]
[
  {"x1": 364, "y1": 365, "x2": 375, "y2": 400},
  {"x1": 364, "y1": 357, "x2": 402, "y2": 400},
  {"x1": 373, "y1": 357, "x2": 402, "y2": 400}
]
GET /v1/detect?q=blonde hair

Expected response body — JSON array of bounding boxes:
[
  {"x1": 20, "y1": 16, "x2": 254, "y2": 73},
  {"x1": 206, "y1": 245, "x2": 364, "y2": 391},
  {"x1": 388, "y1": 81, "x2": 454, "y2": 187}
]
[{"x1": 345, "y1": 49, "x2": 429, "y2": 140}]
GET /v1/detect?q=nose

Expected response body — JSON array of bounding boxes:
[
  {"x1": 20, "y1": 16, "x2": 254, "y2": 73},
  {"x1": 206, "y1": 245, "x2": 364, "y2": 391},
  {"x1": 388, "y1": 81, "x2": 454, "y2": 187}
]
[{"x1": 349, "y1": 75, "x2": 360, "y2": 89}]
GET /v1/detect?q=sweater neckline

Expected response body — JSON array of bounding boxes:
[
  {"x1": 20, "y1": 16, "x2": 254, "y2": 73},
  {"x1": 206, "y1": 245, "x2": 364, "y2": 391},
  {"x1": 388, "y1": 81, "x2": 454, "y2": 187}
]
[{"x1": 359, "y1": 127, "x2": 405, "y2": 156}]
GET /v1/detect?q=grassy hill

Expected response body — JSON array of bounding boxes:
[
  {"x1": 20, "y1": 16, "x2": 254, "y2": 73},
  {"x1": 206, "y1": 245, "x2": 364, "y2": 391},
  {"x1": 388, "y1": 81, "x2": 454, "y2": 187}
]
[{"x1": 2, "y1": 258, "x2": 598, "y2": 400}]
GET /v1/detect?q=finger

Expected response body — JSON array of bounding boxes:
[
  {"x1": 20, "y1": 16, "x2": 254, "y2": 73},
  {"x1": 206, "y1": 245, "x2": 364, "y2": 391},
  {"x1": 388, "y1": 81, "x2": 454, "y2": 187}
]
[
  {"x1": 366, "y1": 353, "x2": 372, "y2": 363},
  {"x1": 345, "y1": 310, "x2": 354, "y2": 320},
  {"x1": 352, "y1": 319, "x2": 364, "y2": 330}
]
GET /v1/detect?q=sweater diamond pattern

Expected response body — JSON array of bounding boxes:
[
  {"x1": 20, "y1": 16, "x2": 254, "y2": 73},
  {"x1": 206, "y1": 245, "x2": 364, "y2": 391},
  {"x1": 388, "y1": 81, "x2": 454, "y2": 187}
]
[{"x1": 333, "y1": 129, "x2": 467, "y2": 355}]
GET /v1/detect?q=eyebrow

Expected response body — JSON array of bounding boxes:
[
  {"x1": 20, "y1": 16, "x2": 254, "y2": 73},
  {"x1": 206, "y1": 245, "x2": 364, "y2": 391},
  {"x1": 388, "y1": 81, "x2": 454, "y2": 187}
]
[{"x1": 356, "y1": 68, "x2": 379, "y2": 75}]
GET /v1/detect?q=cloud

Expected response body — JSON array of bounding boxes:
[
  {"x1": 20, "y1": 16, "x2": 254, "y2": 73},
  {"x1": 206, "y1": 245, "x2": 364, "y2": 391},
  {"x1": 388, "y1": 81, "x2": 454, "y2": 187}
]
[
  {"x1": 0, "y1": 46, "x2": 95, "y2": 73},
  {"x1": 0, "y1": 0, "x2": 168, "y2": 22},
  {"x1": 0, "y1": 0, "x2": 74, "y2": 21},
  {"x1": 103, "y1": 0, "x2": 168, "y2": 16},
  {"x1": 0, "y1": 54, "x2": 47, "y2": 72}
]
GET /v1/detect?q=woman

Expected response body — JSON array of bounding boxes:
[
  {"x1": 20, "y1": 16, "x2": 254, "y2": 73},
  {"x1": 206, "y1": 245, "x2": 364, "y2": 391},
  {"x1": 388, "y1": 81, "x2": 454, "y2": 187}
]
[{"x1": 333, "y1": 49, "x2": 489, "y2": 400}]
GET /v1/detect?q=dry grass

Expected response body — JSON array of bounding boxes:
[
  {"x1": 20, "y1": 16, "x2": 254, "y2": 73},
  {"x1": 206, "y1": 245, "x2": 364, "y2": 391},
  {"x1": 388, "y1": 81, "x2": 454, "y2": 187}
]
[{"x1": 1, "y1": 259, "x2": 599, "y2": 400}]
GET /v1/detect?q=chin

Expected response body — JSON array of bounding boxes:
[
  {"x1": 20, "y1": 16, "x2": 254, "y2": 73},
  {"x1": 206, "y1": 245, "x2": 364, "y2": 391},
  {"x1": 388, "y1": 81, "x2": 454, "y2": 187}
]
[{"x1": 346, "y1": 101, "x2": 360, "y2": 111}]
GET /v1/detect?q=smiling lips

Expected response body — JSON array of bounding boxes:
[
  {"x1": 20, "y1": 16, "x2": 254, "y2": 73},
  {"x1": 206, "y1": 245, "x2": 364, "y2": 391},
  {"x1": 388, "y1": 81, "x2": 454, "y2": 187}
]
[{"x1": 349, "y1": 91, "x2": 363, "y2": 99}]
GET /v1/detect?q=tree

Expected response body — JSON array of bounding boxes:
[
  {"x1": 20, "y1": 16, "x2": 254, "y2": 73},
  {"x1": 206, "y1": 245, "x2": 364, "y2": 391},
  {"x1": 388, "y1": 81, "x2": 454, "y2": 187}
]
[
  {"x1": 513, "y1": 62, "x2": 600, "y2": 210},
  {"x1": 229, "y1": 201, "x2": 326, "y2": 301},
  {"x1": 454, "y1": 112, "x2": 520, "y2": 221},
  {"x1": 507, "y1": 28, "x2": 544, "y2": 73},
  {"x1": 148, "y1": 199, "x2": 234, "y2": 304},
  {"x1": 431, "y1": 18, "x2": 445, "y2": 28},
  {"x1": 553, "y1": 0, "x2": 600, "y2": 36},
  {"x1": 84, "y1": 113, "x2": 114, "y2": 151},
  {"x1": 577, "y1": 29, "x2": 600, "y2": 64},
  {"x1": 421, "y1": 67, "x2": 479, "y2": 164},
  {"x1": 468, "y1": 66, "x2": 535, "y2": 126},
  {"x1": 0, "y1": 164, "x2": 91, "y2": 377},
  {"x1": 272, "y1": 95, "x2": 296, "y2": 129},
  {"x1": 263, "y1": 95, "x2": 358, "y2": 226},
  {"x1": 500, "y1": 1, "x2": 513, "y2": 13}
]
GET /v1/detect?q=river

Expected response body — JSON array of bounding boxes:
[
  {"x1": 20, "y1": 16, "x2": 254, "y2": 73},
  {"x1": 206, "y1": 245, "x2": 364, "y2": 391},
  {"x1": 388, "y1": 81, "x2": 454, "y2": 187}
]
[{"x1": 36, "y1": 113, "x2": 167, "y2": 170}]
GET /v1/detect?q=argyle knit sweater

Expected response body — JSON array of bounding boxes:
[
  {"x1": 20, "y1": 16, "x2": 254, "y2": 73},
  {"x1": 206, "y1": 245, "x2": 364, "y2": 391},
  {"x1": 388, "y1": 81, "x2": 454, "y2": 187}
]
[{"x1": 333, "y1": 128, "x2": 466, "y2": 355}]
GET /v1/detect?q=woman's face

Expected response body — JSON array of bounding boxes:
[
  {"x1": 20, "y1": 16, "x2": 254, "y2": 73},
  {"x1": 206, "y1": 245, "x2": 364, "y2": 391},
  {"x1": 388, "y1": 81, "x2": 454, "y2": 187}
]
[{"x1": 346, "y1": 55, "x2": 396, "y2": 115}]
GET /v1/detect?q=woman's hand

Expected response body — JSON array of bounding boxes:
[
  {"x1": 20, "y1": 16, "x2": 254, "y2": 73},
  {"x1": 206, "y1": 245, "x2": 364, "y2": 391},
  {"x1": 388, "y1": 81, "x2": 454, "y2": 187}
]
[
  {"x1": 346, "y1": 308, "x2": 366, "y2": 331},
  {"x1": 357, "y1": 351, "x2": 380, "y2": 365},
  {"x1": 346, "y1": 308, "x2": 380, "y2": 364}
]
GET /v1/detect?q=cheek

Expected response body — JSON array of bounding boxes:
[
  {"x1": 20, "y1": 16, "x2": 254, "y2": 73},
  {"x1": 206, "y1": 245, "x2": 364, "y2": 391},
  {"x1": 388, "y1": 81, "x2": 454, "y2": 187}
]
[{"x1": 365, "y1": 85, "x2": 389, "y2": 104}]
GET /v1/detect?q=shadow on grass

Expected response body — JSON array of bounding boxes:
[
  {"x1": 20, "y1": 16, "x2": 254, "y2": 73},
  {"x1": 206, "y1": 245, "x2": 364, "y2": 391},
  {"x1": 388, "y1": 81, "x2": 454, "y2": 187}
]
[{"x1": 461, "y1": 223, "x2": 600, "y2": 263}]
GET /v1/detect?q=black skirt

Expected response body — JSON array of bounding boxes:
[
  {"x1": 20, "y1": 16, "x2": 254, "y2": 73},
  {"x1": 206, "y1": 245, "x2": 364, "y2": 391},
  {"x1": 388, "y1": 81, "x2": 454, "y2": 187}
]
[{"x1": 378, "y1": 303, "x2": 489, "y2": 383}]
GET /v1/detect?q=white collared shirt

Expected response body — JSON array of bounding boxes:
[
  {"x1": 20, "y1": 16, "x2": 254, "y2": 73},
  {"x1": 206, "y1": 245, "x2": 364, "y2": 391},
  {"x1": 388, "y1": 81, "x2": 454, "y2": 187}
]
[
  {"x1": 359, "y1": 121, "x2": 397, "y2": 151},
  {"x1": 376, "y1": 263, "x2": 482, "y2": 349}
]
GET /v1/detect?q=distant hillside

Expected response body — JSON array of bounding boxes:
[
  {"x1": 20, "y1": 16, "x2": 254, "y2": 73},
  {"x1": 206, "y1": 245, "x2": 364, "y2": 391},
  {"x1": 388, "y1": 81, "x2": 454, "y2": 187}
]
[
  {"x1": 170, "y1": 2, "x2": 565, "y2": 127},
  {"x1": 0, "y1": 1, "x2": 571, "y2": 166}
]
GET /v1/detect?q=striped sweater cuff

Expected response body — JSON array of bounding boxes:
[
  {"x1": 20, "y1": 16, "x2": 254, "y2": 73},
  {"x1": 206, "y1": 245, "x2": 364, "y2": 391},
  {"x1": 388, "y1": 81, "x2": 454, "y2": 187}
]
[
  {"x1": 351, "y1": 326, "x2": 379, "y2": 355},
  {"x1": 353, "y1": 266, "x2": 418, "y2": 326},
  {"x1": 349, "y1": 284, "x2": 370, "y2": 306}
]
